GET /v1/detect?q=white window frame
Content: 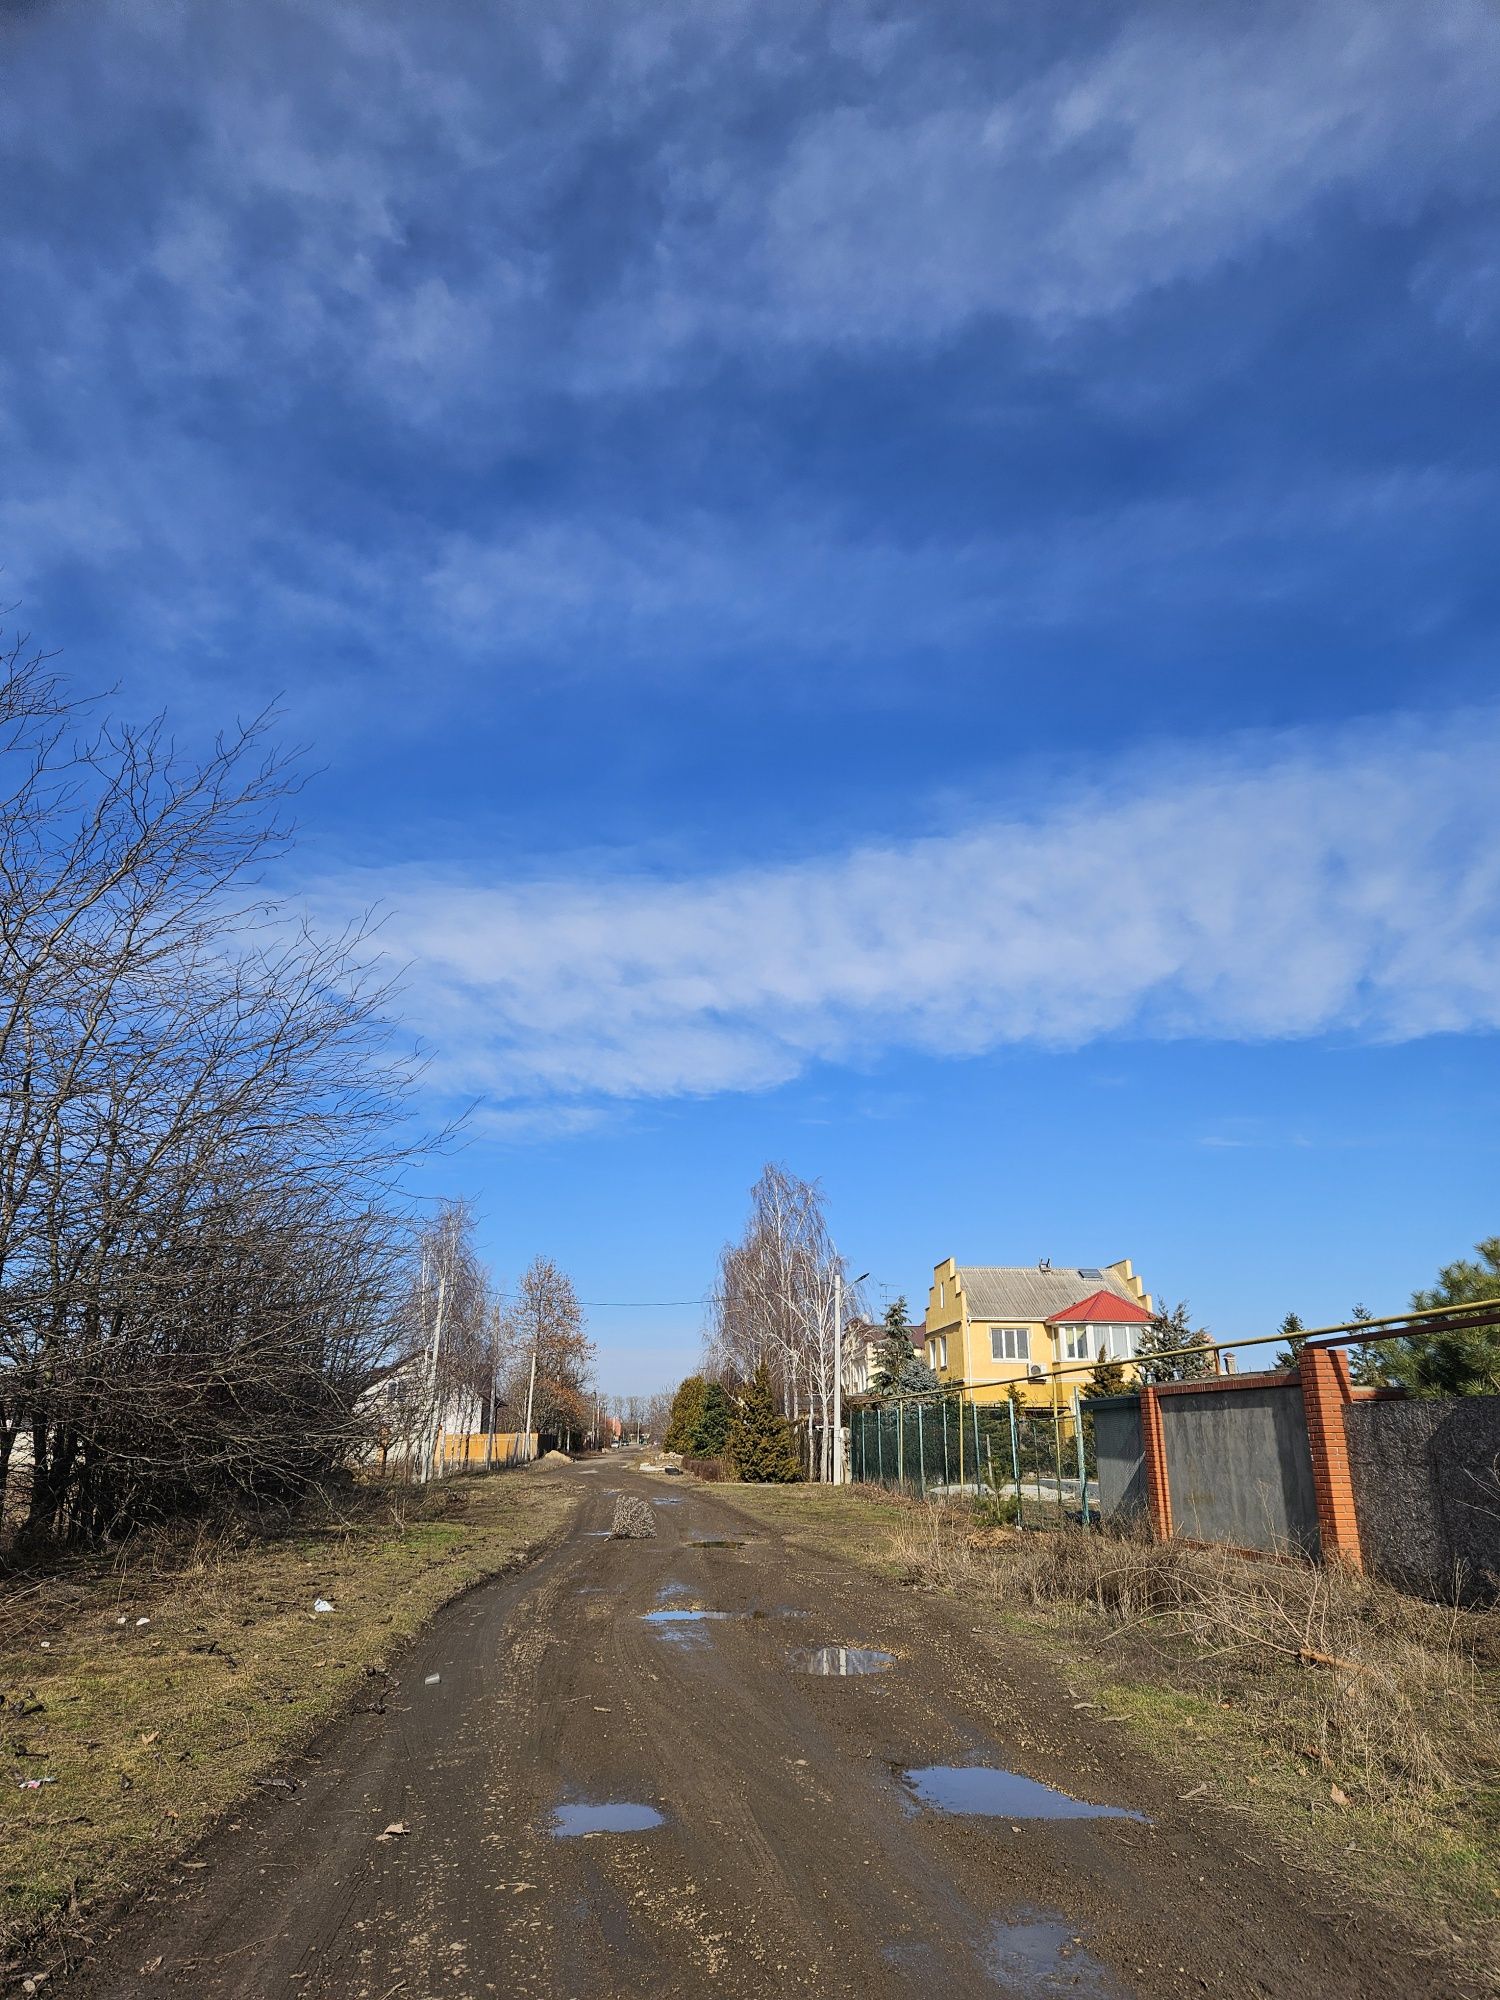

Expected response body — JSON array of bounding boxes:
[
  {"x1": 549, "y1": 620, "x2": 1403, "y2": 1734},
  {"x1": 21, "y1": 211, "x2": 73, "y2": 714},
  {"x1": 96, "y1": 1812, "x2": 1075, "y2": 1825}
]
[
  {"x1": 989, "y1": 1326, "x2": 1029, "y2": 1363},
  {"x1": 1098, "y1": 1324, "x2": 1137, "y2": 1361}
]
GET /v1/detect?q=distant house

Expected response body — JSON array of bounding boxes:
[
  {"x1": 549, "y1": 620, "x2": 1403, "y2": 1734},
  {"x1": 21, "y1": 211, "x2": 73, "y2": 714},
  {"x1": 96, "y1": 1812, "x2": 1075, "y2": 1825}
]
[
  {"x1": 924, "y1": 1258, "x2": 1154, "y2": 1405},
  {"x1": 356, "y1": 1355, "x2": 487, "y2": 1476},
  {"x1": 842, "y1": 1317, "x2": 925, "y2": 1396}
]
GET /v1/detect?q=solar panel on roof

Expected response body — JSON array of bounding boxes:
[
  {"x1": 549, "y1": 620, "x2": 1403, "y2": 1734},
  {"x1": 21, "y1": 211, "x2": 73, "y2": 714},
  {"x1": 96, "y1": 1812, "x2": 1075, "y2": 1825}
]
[{"x1": 1078, "y1": 1268, "x2": 1105, "y2": 1281}]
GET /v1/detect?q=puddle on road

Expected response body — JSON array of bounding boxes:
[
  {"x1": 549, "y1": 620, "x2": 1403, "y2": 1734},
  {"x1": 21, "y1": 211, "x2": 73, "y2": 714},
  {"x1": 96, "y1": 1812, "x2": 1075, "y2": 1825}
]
[
  {"x1": 640, "y1": 1607, "x2": 735, "y2": 1650},
  {"x1": 686, "y1": 1536, "x2": 744, "y2": 1547},
  {"x1": 550, "y1": 1802, "x2": 664, "y2": 1838},
  {"x1": 982, "y1": 1908, "x2": 1129, "y2": 1997},
  {"x1": 656, "y1": 1580, "x2": 692, "y2": 1601},
  {"x1": 900, "y1": 1766, "x2": 1146, "y2": 1824},
  {"x1": 653, "y1": 1495, "x2": 685, "y2": 1506},
  {"x1": 791, "y1": 1645, "x2": 894, "y2": 1676}
]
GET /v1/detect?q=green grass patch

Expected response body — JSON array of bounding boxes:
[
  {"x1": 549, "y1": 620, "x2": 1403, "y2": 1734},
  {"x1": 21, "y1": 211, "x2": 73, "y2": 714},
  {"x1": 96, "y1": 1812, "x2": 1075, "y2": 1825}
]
[{"x1": 0, "y1": 1472, "x2": 577, "y2": 1963}]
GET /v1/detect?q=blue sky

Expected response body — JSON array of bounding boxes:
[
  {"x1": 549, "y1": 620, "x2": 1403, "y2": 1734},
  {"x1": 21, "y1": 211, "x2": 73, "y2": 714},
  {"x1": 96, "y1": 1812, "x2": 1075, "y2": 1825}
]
[{"x1": 4, "y1": 0, "x2": 1499, "y2": 1393}]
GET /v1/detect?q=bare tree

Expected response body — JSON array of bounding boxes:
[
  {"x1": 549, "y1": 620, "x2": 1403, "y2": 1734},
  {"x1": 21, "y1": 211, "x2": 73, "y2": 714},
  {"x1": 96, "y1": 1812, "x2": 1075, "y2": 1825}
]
[
  {"x1": 501, "y1": 1256, "x2": 596, "y2": 1453},
  {"x1": 0, "y1": 626, "x2": 422, "y2": 1543},
  {"x1": 705, "y1": 1164, "x2": 864, "y2": 1481}
]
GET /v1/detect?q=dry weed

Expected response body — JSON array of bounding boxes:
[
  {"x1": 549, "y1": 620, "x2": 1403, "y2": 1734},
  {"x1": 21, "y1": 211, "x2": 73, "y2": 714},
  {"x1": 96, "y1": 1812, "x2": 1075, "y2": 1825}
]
[{"x1": 890, "y1": 1509, "x2": 1495, "y2": 1806}]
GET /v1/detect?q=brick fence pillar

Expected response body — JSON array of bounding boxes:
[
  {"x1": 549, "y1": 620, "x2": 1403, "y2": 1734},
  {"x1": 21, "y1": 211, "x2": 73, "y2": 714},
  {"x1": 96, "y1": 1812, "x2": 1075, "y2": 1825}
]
[
  {"x1": 1139, "y1": 1385, "x2": 1173, "y2": 1540},
  {"x1": 1300, "y1": 1345, "x2": 1363, "y2": 1570}
]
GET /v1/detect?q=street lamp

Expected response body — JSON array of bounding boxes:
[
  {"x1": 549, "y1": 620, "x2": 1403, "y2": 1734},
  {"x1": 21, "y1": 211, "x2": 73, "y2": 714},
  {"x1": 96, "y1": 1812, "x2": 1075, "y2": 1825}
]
[{"x1": 831, "y1": 1268, "x2": 870, "y2": 1485}]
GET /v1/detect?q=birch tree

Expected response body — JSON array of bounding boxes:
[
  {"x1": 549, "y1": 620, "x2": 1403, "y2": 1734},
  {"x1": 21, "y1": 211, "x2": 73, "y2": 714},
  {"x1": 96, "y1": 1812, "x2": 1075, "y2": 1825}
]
[{"x1": 706, "y1": 1164, "x2": 864, "y2": 1481}]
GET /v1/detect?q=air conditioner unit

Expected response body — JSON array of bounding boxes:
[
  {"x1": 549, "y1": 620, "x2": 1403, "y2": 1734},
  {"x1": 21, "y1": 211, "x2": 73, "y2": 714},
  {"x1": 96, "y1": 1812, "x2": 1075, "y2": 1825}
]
[{"x1": 1027, "y1": 1364, "x2": 1045, "y2": 1379}]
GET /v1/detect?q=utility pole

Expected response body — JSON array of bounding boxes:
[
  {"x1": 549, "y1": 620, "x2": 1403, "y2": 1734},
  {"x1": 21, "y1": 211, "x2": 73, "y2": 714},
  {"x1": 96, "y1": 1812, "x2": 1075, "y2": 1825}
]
[
  {"x1": 832, "y1": 1267, "x2": 871, "y2": 1484},
  {"x1": 832, "y1": 1269, "x2": 843, "y2": 1484},
  {"x1": 419, "y1": 1272, "x2": 448, "y2": 1485},
  {"x1": 521, "y1": 1333, "x2": 538, "y2": 1464}
]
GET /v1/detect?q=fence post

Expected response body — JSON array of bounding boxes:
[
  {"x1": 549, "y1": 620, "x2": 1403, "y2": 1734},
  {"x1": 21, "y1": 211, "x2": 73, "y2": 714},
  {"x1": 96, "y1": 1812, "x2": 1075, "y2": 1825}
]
[
  {"x1": 1072, "y1": 1388, "x2": 1090, "y2": 1527},
  {"x1": 897, "y1": 1399, "x2": 906, "y2": 1488},
  {"x1": 877, "y1": 1407, "x2": 885, "y2": 1484},
  {"x1": 941, "y1": 1399, "x2": 950, "y2": 1488},
  {"x1": 1139, "y1": 1385, "x2": 1172, "y2": 1539},
  {"x1": 971, "y1": 1398, "x2": 981, "y2": 1491},
  {"x1": 1008, "y1": 1396, "x2": 1021, "y2": 1515},
  {"x1": 1300, "y1": 1345, "x2": 1364, "y2": 1569},
  {"x1": 1051, "y1": 1399, "x2": 1064, "y2": 1522},
  {"x1": 916, "y1": 1404, "x2": 926, "y2": 1496}
]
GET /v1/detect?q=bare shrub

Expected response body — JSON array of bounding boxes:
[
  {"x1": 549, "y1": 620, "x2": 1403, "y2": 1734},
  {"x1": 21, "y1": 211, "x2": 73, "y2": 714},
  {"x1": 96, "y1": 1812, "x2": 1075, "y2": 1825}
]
[
  {"x1": 682, "y1": 1455, "x2": 728, "y2": 1482},
  {"x1": 0, "y1": 629, "x2": 423, "y2": 1546}
]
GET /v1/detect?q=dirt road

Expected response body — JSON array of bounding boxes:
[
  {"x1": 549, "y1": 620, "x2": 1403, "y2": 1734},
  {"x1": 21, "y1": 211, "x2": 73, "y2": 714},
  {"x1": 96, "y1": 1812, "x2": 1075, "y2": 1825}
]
[{"x1": 69, "y1": 1462, "x2": 1468, "y2": 1998}]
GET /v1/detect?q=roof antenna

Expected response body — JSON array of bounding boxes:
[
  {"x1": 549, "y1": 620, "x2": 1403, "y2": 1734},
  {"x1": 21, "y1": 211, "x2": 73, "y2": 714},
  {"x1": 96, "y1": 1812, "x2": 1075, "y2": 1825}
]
[{"x1": 1039, "y1": 1256, "x2": 1051, "y2": 1271}]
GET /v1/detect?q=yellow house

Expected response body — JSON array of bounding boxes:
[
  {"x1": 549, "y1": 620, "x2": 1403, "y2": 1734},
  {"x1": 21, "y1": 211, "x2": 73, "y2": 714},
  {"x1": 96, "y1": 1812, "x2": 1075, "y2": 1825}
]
[{"x1": 923, "y1": 1258, "x2": 1154, "y2": 1406}]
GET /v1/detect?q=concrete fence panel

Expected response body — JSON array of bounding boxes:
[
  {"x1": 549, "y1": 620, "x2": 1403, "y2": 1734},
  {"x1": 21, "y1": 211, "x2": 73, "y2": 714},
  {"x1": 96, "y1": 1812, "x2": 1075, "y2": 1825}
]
[
  {"x1": 1091, "y1": 1396, "x2": 1147, "y2": 1523},
  {"x1": 1158, "y1": 1381, "x2": 1320, "y2": 1557}
]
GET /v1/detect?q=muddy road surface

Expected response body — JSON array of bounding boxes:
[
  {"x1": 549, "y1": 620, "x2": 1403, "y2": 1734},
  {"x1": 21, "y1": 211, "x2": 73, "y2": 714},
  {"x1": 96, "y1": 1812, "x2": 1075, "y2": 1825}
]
[{"x1": 71, "y1": 1463, "x2": 1464, "y2": 1998}]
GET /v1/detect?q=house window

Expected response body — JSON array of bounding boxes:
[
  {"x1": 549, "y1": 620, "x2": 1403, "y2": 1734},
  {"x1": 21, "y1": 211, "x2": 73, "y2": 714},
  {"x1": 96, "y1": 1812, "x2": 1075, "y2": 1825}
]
[
  {"x1": 1063, "y1": 1325, "x2": 1091, "y2": 1362},
  {"x1": 990, "y1": 1326, "x2": 1029, "y2": 1363},
  {"x1": 930, "y1": 1335, "x2": 947, "y2": 1369}
]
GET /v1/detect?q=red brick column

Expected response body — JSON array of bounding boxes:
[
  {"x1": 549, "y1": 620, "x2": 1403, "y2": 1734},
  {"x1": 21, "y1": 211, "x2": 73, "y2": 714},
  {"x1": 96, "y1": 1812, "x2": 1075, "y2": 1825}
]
[
  {"x1": 1300, "y1": 1345, "x2": 1363, "y2": 1570},
  {"x1": 1138, "y1": 1385, "x2": 1173, "y2": 1540}
]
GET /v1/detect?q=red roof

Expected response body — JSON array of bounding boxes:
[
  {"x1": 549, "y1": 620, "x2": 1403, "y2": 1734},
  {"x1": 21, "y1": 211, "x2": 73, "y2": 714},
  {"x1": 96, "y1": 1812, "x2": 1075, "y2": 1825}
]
[{"x1": 1048, "y1": 1289, "x2": 1152, "y2": 1325}]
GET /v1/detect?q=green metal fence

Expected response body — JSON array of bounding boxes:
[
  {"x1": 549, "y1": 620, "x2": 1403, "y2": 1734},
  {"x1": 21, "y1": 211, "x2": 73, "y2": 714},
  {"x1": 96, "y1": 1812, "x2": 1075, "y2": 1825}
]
[{"x1": 847, "y1": 1389, "x2": 1096, "y2": 1528}]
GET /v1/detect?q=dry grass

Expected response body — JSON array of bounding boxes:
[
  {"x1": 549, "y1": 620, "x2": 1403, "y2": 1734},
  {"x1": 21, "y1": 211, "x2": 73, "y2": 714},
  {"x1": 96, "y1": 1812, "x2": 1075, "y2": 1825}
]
[
  {"x1": 724, "y1": 1482, "x2": 1500, "y2": 1971},
  {"x1": 0, "y1": 1470, "x2": 577, "y2": 1966},
  {"x1": 891, "y1": 1509, "x2": 1495, "y2": 1808}
]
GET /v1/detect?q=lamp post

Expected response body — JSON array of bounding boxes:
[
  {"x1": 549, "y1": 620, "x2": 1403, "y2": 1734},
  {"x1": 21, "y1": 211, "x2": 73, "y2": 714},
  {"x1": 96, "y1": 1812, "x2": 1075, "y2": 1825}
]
[{"x1": 831, "y1": 1267, "x2": 870, "y2": 1484}]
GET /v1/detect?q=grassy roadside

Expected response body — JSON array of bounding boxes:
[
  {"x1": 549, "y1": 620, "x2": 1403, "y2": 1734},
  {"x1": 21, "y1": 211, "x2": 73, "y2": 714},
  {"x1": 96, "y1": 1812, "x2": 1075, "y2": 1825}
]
[
  {"x1": 719, "y1": 1481, "x2": 1500, "y2": 1982},
  {"x1": 0, "y1": 1470, "x2": 577, "y2": 1964}
]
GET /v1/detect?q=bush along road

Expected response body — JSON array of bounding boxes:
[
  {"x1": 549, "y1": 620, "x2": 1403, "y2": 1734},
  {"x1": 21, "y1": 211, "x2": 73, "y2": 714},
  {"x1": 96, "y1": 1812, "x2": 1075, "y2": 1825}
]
[{"x1": 54, "y1": 1460, "x2": 1492, "y2": 2000}]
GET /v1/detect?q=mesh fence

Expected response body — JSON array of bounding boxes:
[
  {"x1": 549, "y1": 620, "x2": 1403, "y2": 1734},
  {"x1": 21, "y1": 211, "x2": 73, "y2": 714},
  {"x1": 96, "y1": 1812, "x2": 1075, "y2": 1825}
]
[{"x1": 847, "y1": 1391, "x2": 1096, "y2": 1528}]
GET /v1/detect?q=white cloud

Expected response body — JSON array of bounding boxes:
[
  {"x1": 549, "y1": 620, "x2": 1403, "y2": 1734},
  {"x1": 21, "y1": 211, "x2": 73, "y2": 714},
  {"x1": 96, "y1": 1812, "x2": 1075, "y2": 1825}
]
[{"x1": 309, "y1": 710, "x2": 1500, "y2": 1121}]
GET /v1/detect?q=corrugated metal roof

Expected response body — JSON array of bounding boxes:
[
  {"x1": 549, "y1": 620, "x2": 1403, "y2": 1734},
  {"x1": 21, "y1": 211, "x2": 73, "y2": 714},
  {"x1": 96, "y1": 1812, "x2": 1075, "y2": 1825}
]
[{"x1": 956, "y1": 1266, "x2": 1140, "y2": 1323}]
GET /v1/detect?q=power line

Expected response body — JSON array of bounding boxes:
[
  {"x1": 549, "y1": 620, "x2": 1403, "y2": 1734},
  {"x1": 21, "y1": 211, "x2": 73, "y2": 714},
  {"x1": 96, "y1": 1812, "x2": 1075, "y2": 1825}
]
[{"x1": 580, "y1": 1297, "x2": 708, "y2": 1308}]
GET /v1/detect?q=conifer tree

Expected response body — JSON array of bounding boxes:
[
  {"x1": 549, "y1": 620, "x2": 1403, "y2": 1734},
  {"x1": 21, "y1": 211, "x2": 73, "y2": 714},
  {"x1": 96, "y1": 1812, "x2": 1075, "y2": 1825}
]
[
  {"x1": 693, "y1": 1381, "x2": 733, "y2": 1455},
  {"x1": 726, "y1": 1362, "x2": 803, "y2": 1482},
  {"x1": 1083, "y1": 1354, "x2": 1128, "y2": 1398},
  {"x1": 664, "y1": 1375, "x2": 708, "y2": 1451},
  {"x1": 1272, "y1": 1312, "x2": 1305, "y2": 1370}
]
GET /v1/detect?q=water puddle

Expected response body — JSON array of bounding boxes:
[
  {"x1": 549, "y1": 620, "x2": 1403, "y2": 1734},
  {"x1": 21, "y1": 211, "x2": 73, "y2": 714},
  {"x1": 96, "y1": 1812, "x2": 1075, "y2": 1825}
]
[
  {"x1": 550, "y1": 1801, "x2": 664, "y2": 1838},
  {"x1": 687, "y1": 1537, "x2": 744, "y2": 1548},
  {"x1": 653, "y1": 1495, "x2": 684, "y2": 1507},
  {"x1": 583, "y1": 1530, "x2": 614, "y2": 1538},
  {"x1": 640, "y1": 1606, "x2": 735, "y2": 1649},
  {"x1": 982, "y1": 1909, "x2": 1129, "y2": 1997},
  {"x1": 656, "y1": 1580, "x2": 692, "y2": 1601},
  {"x1": 900, "y1": 1766, "x2": 1146, "y2": 1824},
  {"x1": 792, "y1": 1645, "x2": 894, "y2": 1676}
]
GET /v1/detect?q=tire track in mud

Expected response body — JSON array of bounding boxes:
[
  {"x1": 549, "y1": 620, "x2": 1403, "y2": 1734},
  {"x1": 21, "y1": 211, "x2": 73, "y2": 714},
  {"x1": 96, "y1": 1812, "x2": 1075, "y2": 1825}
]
[{"x1": 66, "y1": 1462, "x2": 1486, "y2": 2000}]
